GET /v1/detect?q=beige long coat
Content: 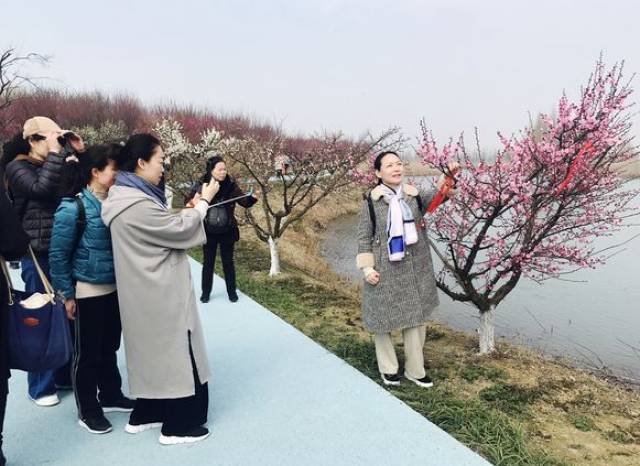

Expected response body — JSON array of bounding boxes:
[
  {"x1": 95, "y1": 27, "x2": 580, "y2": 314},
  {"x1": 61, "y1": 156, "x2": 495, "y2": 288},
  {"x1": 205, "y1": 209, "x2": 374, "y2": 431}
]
[{"x1": 102, "y1": 186, "x2": 209, "y2": 399}]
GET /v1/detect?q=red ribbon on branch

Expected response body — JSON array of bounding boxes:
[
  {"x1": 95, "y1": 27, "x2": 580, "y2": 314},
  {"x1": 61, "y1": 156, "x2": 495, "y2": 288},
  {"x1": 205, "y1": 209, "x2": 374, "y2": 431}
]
[
  {"x1": 426, "y1": 167, "x2": 459, "y2": 213},
  {"x1": 554, "y1": 142, "x2": 594, "y2": 196}
]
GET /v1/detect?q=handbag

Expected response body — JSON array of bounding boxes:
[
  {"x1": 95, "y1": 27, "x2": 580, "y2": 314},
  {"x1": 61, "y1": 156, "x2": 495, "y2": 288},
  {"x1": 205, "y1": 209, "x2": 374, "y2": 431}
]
[{"x1": 1, "y1": 247, "x2": 72, "y2": 372}]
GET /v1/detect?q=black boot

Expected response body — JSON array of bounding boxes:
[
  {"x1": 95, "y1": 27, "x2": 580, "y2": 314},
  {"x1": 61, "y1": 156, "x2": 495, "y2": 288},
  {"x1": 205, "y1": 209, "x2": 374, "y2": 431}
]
[{"x1": 200, "y1": 293, "x2": 210, "y2": 303}]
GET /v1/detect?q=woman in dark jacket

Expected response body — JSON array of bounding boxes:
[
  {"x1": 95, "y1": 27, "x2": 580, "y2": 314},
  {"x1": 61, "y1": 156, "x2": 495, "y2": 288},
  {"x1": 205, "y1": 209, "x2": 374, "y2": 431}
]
[
  {"x1": 0, "y1": 165, "x2": 30, "y2": 466},
  {"x1": 3, "y1": 117, "x2": 84, "y2": 407},
  {"x1": 188, "y1": 155, "x2": 258, "y2": 303}
]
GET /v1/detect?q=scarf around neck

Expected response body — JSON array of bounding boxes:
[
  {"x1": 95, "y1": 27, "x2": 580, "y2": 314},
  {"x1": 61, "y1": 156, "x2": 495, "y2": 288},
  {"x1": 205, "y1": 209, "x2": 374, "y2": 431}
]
[
  {"x1": 115, "y1": 171, "x2": 167, "y2": 208},
  {"x1": 379, "y1": 184, "x2": 418, "y2": 261}
]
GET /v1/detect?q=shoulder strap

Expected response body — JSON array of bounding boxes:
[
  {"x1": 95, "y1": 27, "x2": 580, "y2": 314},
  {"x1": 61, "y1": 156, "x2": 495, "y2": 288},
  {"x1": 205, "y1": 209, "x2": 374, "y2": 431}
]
[
  {"x1": 367, "y1": 192, "x2": 376, "y2": 236},
  {"x1": 73, "y1": 195, "x2": 86, "y2": 251},
  {"x1": 28, "y1": 246, "x2": 55, "y2": 297}
]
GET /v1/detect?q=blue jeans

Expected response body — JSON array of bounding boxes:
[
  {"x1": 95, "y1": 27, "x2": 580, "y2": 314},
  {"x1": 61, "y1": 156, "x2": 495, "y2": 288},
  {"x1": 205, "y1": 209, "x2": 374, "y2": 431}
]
[{"x1": 21, "y1": 256, "x2": 72, "y2": 400}]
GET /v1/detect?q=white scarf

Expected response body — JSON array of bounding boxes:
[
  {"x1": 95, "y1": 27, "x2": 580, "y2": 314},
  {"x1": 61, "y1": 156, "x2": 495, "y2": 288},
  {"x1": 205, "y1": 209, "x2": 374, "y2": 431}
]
[{"x1": 380, "y1": 184, "x2": 418, "y2": 261}]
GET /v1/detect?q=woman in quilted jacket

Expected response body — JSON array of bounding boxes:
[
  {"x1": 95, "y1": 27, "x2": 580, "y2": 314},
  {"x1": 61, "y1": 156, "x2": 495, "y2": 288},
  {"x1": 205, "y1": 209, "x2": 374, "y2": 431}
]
[
  {"x1": 49, "y1": 143, "x2": 134, "y2": 435},
  {"x1": 4, "y1": 117, "x2": 84, "y2": 407}
]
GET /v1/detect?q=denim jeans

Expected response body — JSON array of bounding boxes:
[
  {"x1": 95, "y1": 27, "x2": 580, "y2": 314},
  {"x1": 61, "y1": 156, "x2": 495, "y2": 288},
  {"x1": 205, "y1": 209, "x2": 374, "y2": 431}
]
[{"x1": 21, "y1": 256, "x2": 72, "y2": 400}]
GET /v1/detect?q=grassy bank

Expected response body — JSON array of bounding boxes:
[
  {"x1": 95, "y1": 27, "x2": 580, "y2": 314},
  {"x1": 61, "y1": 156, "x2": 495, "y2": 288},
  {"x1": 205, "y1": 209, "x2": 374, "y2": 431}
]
[{"x1": 189, "y1": 192, "x2": 640, "y2": 466}]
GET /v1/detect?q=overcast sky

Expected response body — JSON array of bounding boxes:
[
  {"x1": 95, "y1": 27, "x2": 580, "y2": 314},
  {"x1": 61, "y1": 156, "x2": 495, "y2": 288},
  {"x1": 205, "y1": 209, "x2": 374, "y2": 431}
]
[{"x1": 2, "y1": 0, "x2": 639, "y2": 149}]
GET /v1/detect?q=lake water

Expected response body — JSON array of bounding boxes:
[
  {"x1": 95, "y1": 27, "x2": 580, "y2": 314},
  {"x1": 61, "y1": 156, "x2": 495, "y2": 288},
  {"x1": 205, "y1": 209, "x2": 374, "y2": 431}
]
[{"x1": 321, "y1": 180, "x2": 640, "y2": 382}]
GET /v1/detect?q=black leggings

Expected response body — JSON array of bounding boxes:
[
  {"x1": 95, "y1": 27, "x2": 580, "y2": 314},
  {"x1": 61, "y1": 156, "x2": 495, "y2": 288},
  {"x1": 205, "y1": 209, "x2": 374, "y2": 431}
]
[{"x1": 201, "y1": 237, "x2": 236, "y2": 298}]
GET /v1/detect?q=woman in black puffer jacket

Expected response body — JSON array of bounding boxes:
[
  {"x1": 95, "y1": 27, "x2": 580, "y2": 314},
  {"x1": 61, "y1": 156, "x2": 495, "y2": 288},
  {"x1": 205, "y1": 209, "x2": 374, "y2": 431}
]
[
  {"x1": 187, "y1": 155, "x2": 257, "y2": 303},
  {"x1": 3, "y1": 117, "x2": 84, "y2": 407}
]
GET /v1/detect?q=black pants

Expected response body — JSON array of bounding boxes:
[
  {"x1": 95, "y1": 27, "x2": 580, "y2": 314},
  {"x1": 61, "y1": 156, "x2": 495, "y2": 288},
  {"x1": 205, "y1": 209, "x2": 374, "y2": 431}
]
[
  {"x1": 72, "y1": 292, "x2": 124, "y2": 418},
  {"x1": 201, "y1": 237, "x2": 236, "y2": 298},
  {"x1": 129, "y1": 334, "x2": 208, "y2": 436}
]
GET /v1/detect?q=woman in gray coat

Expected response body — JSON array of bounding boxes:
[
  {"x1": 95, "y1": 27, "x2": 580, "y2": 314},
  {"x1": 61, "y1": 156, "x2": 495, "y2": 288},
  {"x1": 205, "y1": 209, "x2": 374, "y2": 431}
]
[
  {"x1": 356, "y1": 151, "x2": 456, "y2": 388},
  {"x1": 101, "y1": 134, "x2": 218, "y2": 445}
]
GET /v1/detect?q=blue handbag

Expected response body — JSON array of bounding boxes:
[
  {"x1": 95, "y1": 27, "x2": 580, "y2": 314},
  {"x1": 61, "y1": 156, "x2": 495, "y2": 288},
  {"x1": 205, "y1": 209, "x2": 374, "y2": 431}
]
[{"x1": 1, "y1": 248, "x2": 72, "y2": 372}]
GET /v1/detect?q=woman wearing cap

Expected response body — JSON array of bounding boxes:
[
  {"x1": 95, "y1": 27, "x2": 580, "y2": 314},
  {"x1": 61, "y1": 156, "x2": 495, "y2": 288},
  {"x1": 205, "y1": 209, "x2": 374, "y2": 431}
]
[
  {"x1": 102, "y1": 134, "x2": 218, "y2": 445},
  {"x1": 186, "y1": 155, "x2": 258, "y2": 303},
  {"x1": 3, "y1": 117, "x2": 85, "y2": 407},
  {"x1": 356, "y1": 151, "x2": 457, "y2": 389}
]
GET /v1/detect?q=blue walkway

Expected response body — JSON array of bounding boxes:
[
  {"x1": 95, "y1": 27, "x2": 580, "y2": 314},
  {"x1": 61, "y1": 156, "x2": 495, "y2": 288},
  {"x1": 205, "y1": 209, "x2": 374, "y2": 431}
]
[{"x1": 4, "y1": 259, "x2": 491, "y2": 466}]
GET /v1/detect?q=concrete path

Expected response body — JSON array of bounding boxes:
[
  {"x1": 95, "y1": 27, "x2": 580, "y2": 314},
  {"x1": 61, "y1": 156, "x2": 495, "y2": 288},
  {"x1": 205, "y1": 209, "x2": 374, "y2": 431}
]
[{"x1": 4, "y1": 259, "x2": 491, "y2": 466}]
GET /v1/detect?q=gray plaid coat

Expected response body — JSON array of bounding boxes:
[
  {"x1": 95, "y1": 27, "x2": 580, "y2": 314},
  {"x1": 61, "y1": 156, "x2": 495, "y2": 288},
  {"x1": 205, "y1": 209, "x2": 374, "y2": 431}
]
[{"x1": 356, "y1": 184, "x2": 440, "y2": 334}]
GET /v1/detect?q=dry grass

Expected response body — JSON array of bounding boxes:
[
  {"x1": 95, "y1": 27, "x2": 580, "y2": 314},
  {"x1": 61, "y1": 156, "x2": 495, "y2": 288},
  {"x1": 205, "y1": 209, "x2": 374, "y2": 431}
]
[{"x1": 233, "y1": 185, "x2": 640, "y2": 465}]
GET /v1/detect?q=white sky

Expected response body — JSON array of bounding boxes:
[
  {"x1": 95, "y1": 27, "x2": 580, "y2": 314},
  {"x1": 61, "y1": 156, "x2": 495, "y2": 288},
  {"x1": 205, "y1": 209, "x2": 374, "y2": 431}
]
[{"x1": 2, "y1": 0, "x2": 639, "y2": 149}]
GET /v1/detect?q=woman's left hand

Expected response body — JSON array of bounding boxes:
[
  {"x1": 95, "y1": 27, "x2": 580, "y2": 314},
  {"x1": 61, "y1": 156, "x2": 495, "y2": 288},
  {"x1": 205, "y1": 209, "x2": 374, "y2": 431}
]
[{"x1": 68, "y1": 133, "x2": 86, "y2": 153}]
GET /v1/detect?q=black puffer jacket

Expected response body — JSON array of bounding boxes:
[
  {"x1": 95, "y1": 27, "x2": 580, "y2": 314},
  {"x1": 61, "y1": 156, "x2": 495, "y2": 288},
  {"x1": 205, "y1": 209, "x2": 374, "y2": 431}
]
[
  {"x1": 0, "y1": 168, "x2": 30, "y2": 381},
  {"x1": 5, "y1": 152, "x2": 66, "y2": 254}
]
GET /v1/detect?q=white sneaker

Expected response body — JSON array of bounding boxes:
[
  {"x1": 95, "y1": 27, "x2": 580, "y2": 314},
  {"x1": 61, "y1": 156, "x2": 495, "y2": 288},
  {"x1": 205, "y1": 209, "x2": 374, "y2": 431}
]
[
  {"x1": 405, "y1": 373, "x2": 434, "y2": 388},
  {"x1": 29, "y1": 394, "x2": 60, "y2": 407},
  {"x1": 125, "y1": 422, "x2": 163, "y2": 434},
  {"x1": 159, "y1": 427, "x2": 210, "y2": 445}
]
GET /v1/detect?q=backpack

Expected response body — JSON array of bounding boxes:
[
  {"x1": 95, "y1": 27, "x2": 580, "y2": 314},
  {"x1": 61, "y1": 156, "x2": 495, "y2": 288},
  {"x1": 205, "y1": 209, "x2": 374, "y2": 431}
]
[
  {"x1": 366, "y1": 192, "x2": 424, "y2": 236},
  {"x1": 72, "y1": 195, "x2": 86, "y2": 251},
  {"x1": 204, "y1": 202, "x2": 232, "y2": 235}
]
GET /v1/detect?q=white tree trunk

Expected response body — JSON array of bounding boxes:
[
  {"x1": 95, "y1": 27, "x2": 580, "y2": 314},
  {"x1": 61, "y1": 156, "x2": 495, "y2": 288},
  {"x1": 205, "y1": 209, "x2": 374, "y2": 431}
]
[
  {"x1": 268, "y1": 236, "x2": 281, "y2": 276},
  {"x1": 478, "y1": 307, "x2": 496, "y2": 354},
  {"x1": 165, "y1": 186, "x2": 174, "y2": 209}
]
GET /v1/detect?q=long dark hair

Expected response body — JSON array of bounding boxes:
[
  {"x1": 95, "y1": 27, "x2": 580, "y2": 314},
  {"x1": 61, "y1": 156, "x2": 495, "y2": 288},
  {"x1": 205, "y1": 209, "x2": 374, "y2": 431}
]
[
  {"x1": 115, "y1": 133, "x2": 161, "y2": 173},
  {"x1": 1, "y1": 133, "x2": 31, "y2": 170},
  {"x1": 58, "y1": 143, "x2": 121, "y2": 198}
]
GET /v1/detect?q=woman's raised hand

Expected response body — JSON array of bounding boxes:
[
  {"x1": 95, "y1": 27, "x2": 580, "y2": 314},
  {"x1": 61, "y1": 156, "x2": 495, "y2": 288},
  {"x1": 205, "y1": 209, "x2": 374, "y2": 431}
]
[
  {"x1": 68, "y1": 133, "x2": 86, "y2": 153},
  {"x1": 46, "y1": 132, "x2": 63, "y2": 154},
  {"x1": 201, "y1": 180, "x2": 220, "y2": 203}
]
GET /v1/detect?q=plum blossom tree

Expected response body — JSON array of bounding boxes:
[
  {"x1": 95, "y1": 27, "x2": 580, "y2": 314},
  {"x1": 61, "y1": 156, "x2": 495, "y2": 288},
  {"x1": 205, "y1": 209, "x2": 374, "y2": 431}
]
[
  {"x1": 153, "y1": 117, "x2": 232, "y2": 207},
  {"x1": 419, "y1": 60, "x2": 639, "y2": 354},
  {"x1": 155, "y1": 117, "x2": 403, "y2": 274},
  {"x1": 223, "y1": 128, "x2": 404, "y2": 275}
]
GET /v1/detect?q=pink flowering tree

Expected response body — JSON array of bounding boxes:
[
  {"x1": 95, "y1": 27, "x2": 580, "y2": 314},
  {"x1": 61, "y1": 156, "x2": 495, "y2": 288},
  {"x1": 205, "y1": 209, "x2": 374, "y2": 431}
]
[{"x1": 419, "y1": 60, "x2": 639, "y2": 354}]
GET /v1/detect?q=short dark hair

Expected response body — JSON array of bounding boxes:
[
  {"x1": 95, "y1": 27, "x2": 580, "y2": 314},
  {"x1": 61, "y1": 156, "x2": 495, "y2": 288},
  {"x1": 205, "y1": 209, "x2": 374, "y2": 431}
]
[
  {"x1": 373, "y1": 151, "x2": 401, "y2": 184},
  {"x1": 374, "y1": 151, "x2": 400, "y2": 171},
  {"x1": 115, "y1": 133, "x2": 161, "y2": 172}
]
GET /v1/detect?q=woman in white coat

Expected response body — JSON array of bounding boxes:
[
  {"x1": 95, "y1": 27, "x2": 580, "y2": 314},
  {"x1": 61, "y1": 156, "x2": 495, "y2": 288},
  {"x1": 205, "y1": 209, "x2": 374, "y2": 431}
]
[{"x1": 101, "y1": 134, "x2": 219, "y2": 445}]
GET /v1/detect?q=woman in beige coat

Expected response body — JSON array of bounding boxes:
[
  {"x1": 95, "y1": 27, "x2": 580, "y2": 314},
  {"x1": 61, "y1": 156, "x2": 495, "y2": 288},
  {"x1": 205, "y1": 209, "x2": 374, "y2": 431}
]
[{"x1": 101, "y1": 134, "x2": 219, "y2": 445}]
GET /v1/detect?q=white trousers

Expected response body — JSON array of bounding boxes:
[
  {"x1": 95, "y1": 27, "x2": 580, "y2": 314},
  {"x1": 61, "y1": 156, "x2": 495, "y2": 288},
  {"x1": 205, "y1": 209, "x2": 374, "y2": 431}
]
[{"x1": 373, "y1": 324, "x2": 426, "y2": 379}]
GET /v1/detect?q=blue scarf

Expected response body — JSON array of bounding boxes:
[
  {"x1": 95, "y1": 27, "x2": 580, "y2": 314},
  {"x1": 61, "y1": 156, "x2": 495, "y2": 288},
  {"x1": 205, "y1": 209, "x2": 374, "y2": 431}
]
[{"x1": 115, "y1": 171, "x2": 167, "y2": 208}]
